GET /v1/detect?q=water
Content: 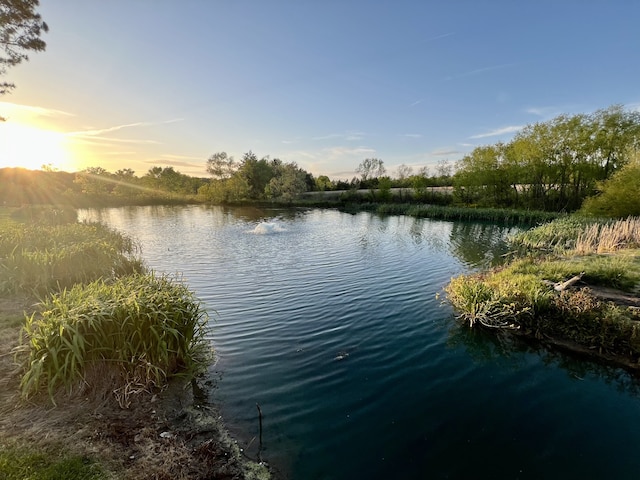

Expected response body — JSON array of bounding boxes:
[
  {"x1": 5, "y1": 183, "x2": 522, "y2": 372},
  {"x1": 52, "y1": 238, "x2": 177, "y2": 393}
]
[{"x1": 80, "y1": 205, "x2": 640, "y2": 479}]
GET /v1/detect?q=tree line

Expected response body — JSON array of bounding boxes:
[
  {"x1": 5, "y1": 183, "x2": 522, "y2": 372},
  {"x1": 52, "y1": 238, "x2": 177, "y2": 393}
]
[{"x1": 453, "y1": 105, "x2": 640, "y2": 211}]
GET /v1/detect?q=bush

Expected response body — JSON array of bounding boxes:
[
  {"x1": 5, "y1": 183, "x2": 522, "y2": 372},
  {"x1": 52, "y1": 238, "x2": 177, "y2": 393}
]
[
  {"x1": 581, "y1": 153, "x2": 640, "y2": 218},
  {"x1": 18, "y1": 273, "x2": 210, "y2": 407}
]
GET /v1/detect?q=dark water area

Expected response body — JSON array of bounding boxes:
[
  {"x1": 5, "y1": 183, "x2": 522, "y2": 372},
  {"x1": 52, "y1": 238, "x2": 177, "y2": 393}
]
[{"x1": 80, "y1": 205, "x2": 640, "y2": 480}]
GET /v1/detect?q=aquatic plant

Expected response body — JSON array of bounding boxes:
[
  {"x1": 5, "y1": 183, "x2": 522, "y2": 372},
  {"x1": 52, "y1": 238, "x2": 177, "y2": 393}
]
[{"x1": 18, "y1": 273, "x2": 211, "y2": 407}]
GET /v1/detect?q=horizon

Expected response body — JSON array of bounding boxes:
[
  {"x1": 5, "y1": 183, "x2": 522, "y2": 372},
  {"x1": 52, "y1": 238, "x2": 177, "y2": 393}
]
[{"x1": 1, "y1": 1, "x2": 639, "y2": 179}]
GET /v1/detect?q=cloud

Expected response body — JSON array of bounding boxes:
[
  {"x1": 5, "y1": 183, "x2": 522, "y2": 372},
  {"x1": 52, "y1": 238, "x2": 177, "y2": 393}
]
[
  {"x1": 399, "y1": 133, "x2": 423, "y2": 138},
  {"x1": 313, "y1": 131, "x2": 365, "y2": 142},
  {"x1": 430, "y1": 148, "x2": 460, "y2": 156},
  {"x1": 469, "y1": 125, "x2": 523, "y2": 139},
  {"x1": 409, "y1": 99, "x2": 424, "y2": 108},
  {"x1": 444, "y1": 62, "x2": 520, "y2": 81},
  {"x1": 160, "y1": 154, "x2": 203, "y2": 161},
  {"x1": 324, "y1": 146, "x2": 376, "y2": 159},
  {"x1": 67, "y1": 118, "x2": 183, "y2": 137},
  {"x1": 143, "y1": 158, "x2": 203, "y2": 169},
  {"x1": 0, "y1": 101, "x2": 74, "y2": 120}
]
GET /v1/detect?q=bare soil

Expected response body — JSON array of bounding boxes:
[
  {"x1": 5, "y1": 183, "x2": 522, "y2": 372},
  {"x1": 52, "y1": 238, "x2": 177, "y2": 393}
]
[{"x1": 0, "y1": 297, "x2": 270, "y2": 480}]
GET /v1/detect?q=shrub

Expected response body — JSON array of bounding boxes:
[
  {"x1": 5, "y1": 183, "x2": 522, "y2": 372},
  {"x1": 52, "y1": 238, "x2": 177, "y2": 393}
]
[{"x1": 18, "y1": 273, "x2": 210, "y2": 407}]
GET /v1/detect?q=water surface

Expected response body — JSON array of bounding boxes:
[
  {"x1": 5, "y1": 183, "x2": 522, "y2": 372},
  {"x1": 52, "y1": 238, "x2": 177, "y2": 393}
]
[{"x1": 80, "y1": 205, "x2": 640, "y2": 480}]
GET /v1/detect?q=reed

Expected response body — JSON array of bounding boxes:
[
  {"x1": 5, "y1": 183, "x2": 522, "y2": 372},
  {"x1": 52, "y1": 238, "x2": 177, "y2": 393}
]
[
  {"x1": 575, "y1": 216, "x2": 640, "y2": 254},
  {"x1": 17, "y1": 273, "x2": 210, "y2": 407}
]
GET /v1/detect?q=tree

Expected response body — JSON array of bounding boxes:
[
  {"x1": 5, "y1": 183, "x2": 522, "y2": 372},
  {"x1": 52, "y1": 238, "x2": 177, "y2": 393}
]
[
  {"x1": 396, "y1": 164, "x2": 413, "y2": 183},
  {"x1": 356, "y1": 158, "x2": 385, "y2": 183},
  {"x1": 74, "y1": 167, "x2": 113, "y2": 195},
  {"x1": 206, "y1": 151, "x2": 237, "y2": 179},
  {"x1": 315, "y1": 175, "x2": 333, "y2": 191},
  {"x1": 266, "y1": 161, "x2": 308, "y2": 202},
  {"x1": 237, "y1": 151, "x2": 274, "y2": 199},
  {"x1": 1, "y1": 0, "x2": 48, "y2": 98},
  {"x1": 581, "y1": 151, "x2": 640, "y2": 217}
]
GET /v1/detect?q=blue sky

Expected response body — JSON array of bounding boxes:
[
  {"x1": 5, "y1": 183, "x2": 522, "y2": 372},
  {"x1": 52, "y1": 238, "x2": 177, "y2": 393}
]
[{"x1": 2, "y1": 0, "x2": 639, "y2": 179}]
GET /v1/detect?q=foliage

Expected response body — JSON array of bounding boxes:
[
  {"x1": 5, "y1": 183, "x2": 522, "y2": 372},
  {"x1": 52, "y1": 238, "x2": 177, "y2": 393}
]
[
  {"x1": 446, "y1": 253, "x2": 640, "y2": 356},
  {"x1": 0, "y1": 445, "x2": 105, "y2": 480},
  {"x1": 206, "y1": 151, "x2": 237, "y2": 179},
  {"x1": 581, "y1": 152, "x2": 640, "y2": 217},
  {"x1": 509, "y1": 216, "x2": 595, "y2": 253},
  {"x1": 10, "y1": 204, "x2": 77, "y2": 225},
  {"x1": 0, "y1": 0, "x2": 48, "y2": 98},
  {"x1": 511, "y1": 216, "x2": 640, "y2": 254},
  {"x1": 18, "y1": 273, "x2": 210, "y2": 407},
  {"x1": 0, "y1": 221, "x2": 143, "y2": 294},
  {"x1": 454, "y1": 105, "x2": 640, "y2": 211},
  {"x1": 356, "y1": 158, "x2": 386, "y2": 185}
]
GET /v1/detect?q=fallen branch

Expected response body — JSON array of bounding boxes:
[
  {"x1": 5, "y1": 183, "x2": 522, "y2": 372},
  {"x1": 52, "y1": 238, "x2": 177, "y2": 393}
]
[{"x1": 554, "y1": 272, "x2": 585, "y2": 292}]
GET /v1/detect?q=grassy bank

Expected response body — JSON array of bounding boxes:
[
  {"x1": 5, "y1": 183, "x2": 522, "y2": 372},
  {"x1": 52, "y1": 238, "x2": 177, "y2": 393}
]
[
  {"x1": 446, "y1": 216, "x2": 640, "y2": 367},
  {"x1": 0, "y1": 208, "x2": 269, "y2": 480}
]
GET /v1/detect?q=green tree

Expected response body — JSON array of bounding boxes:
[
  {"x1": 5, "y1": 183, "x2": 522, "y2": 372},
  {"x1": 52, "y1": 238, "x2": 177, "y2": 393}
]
[
  {"x1": 581, "y1": 151, "x2": 640, "y2": 217},
  {"x1": 206, "y1": 151, "x2": 237, "y2": 179},
  {"x1": 1, "y1": 0, "x2": 48, "y2": 100},
  {"x1": 315, "y1": 175, "x2": 334, "y2": 191},
  {"x1": 266, "y1": 161, "x2": 308, "y2": 202},
  {"x1": 237, "y1": 151, "x2": 274, "y2": 199}
]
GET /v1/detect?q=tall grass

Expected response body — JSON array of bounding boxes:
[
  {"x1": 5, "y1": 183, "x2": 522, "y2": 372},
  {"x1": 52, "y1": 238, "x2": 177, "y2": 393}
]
[
  {"x1": 343, "y1": 203, "x2": 560, "y2": 225},
  {"x1": 0, "y1": 222, "x2": 144, "y2": 294},
  {"x1": 511, "y1": 216, "x2": 640, "y2": 254},
  {"x1": 18, "y1": 273, "x2": 210, "y2": 407},
  {"x1": 575, "y1": 217, "x2": 640, "y2": 254}
]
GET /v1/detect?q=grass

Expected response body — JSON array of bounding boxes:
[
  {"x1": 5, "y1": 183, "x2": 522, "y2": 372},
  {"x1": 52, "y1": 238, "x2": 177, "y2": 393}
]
[
  {"x1": 0, "y1": 443, "x2": 106, "y2": 480},
  {"x1": 0, "y1": 221, "x2": 144, "y2": 295},
  {"x1": 17, "y1": 273, "x2": 211, "y2": 407},
  {"x1": 342, "y1": 202, "x2": 561, "y2": 225},
  {"x1": 510, "y1": 216, "x2": 640, "y2": 254},
  {"x1": 446, "y1": 216, "x2": 640, "y2": 361}
]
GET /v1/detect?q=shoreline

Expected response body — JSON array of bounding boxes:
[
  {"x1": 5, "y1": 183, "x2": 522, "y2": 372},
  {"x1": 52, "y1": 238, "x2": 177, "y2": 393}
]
[{"x1": 0, "y1": 297, "x2": 271, "y2": 480}]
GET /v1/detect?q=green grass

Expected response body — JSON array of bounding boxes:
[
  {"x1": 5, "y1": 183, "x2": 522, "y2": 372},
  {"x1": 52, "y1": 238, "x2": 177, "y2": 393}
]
[
  {"x1": 17, "y1": 273, "x2": 210, "y2": 407},
  {"x1": 342, "y1": 202, "x2": 561, "y2": 225},
  {"x1": 0, "y1": 221, "x2": 144, "y2": 295},
  {"x1": 446, "y1": 251, "x2": 640, "y2": 356},
  {"x1": 0, "y1": 445, "x2": 106, "y2": 480}
]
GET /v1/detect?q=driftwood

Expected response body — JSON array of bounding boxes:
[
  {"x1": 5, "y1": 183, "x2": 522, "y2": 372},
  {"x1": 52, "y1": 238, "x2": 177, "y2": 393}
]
[{"x1": 554, "y1": 272, "x2": 585, "y2": 292}]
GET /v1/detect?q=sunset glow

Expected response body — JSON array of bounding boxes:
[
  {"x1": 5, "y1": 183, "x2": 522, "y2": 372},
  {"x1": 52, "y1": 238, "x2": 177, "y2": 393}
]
[{"x1": 0, "y1": 121, "x2": 76, "y2": 172}]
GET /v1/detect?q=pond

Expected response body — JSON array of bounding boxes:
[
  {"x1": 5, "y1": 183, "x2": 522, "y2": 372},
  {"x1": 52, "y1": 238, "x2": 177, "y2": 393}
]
[{"x1": 80, "y1": 205, "x2": 640, "y2": 480}]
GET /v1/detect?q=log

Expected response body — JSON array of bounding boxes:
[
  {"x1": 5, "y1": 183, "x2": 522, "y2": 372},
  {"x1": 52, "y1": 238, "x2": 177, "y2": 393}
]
[{"x1": 554, "y1": 272, "x2": 585, "y2": 292}]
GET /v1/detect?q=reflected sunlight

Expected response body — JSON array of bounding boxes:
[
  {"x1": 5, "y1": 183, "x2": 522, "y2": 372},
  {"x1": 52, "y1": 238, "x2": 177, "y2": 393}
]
[{"x1": 0, "y1": 121, "x2": 76, "y2": 171}]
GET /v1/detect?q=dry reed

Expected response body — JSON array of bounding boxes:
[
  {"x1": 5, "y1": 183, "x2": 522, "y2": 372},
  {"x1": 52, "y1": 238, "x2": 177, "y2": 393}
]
[{"x1": 575, "y1": 216, "x2": 640, "y2": 254}]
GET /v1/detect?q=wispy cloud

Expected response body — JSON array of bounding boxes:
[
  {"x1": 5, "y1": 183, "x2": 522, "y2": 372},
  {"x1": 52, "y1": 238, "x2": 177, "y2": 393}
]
[
  {"x1": 444, "y1": 62, "x2": 520, "y2": 81},
  {"x1": 66, "y1": 118, "x2": 183, "y2": 137},
  {"x1": 160, "y1": 154, "x2": 203, "y2": 161},
  {"x1": 324, "y1": 146, "x2": 376, "y2": 159},
  {"x1": 409, "y1": 99, "x2": 425, "y2": 108},
  {"x1": 430, "y1": 148, "x2": 460, "y2": 156},
  {"x1": 313, "y1": 131, "x2": 365, "y2": 142},
  {"x1": 470, "y1": 125, "x2": 523, "y2": 139},
  {"x1": 399, "y1": 133, "x2": 423, "y2": 138},
  {"x1": 0, "y1": 101, "x2": 74, "y2": 120}
]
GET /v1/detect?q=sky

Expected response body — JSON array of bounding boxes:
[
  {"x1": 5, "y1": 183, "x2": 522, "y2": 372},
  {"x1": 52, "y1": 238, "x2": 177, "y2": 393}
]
[{"x1": 1, "y1": 0, "x2": 639, "y2": 179}]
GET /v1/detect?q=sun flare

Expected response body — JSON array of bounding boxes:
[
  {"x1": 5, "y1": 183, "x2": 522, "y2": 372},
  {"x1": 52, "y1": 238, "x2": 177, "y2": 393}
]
[{"x1": 0, "y1": 121, "x2": 76, "y2": 171}]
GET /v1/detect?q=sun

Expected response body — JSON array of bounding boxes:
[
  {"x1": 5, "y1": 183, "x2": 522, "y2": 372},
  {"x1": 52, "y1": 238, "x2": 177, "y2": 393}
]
[{"x1": 0, "y1": 121, "x2": 75, "y2": 171}]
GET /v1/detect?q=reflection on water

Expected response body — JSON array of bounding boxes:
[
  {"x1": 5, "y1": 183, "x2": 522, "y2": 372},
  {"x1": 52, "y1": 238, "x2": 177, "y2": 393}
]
[{"x1": 79, "y1": 206, "x2": 640, "y2": 480}]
